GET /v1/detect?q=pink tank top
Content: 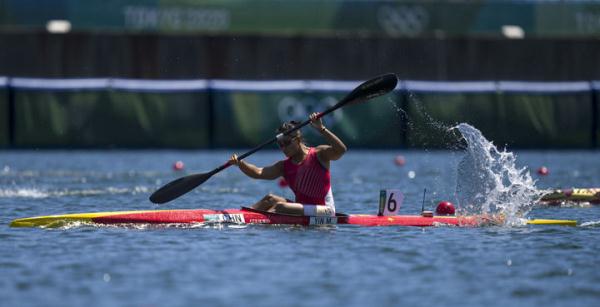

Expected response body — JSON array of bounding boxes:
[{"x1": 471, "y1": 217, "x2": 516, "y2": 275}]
[{"x1": 283, "y1": 147, "x2": 331, "y2": 205}]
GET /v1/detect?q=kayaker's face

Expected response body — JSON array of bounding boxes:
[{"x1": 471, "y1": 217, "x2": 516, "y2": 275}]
[{"x1": 278, "y1": 136, "x2": 300, "y2": 156}]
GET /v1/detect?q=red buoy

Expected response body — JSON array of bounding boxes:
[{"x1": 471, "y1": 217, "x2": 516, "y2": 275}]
[
  {"x1": 173, "y1": 161, "x2": 185, "y2": 171},
  {"x1": 436, "y1": 201, "x2": 456, "y2": 216},
  {"x1": 394, "y1": 155, "x2": 406, "y2": 166},
  {"x1": 537, "y1": 166, "x2": 549, "y2": 176}
]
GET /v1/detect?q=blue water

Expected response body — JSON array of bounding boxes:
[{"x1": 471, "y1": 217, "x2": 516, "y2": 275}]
[{"x1": 1, "y1": 148, "x2": 600, "y2": 307}]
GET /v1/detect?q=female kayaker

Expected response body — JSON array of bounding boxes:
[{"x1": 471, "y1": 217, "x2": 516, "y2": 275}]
[{"x1": 229, "y1": 112, "x2": 347, "y2": 216}]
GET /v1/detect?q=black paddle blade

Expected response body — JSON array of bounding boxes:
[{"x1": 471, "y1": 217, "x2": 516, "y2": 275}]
[
  {"x1": 343, "y1": 73, "x2": 398, "y2": 106},
  {"x1": 149, "y1": 172, "x2": 213, "y2": 204}
]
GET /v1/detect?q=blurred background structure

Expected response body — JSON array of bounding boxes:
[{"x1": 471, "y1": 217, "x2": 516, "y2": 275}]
[{"x1": 0, "y1": 0, "x2": 599, "y2": 149}]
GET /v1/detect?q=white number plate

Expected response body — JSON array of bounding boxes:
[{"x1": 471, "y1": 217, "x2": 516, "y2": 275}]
[
  {"x1": 309, "y1": 216, "x2": 338, "y2": 225},
  {"x1": 203, "y1": 214, "x2": 246, "y2": 224}
]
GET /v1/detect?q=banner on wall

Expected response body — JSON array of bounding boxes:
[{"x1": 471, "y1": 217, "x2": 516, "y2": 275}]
[
  {"x1": 2, "y1": 78, "x2": 598, "y2": 149},
  {"x1": 210, "y1": 80, "x2": 404, "y2": 148},
  {"x1": 10, "y1": 78, "x2": 211, "y2": 148},
  {"x1": 404, "y1": 81, "x2": 594, "y2": 149},
  {"x1": 0, "y1": 77, "x2": 7, "y2": 147}
]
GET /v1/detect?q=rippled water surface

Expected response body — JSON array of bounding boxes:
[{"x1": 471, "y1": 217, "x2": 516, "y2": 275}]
[{"x1": 1, "y1": 149, "x2": 600, "y2": 307}]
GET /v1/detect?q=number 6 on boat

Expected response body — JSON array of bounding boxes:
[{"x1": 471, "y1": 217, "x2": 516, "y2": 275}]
[{"x1": 379, "y1": 189, "x2": 403, "y2": 216}]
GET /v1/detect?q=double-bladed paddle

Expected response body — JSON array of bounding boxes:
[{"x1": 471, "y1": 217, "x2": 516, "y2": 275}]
[{"x1": 149, "y1": 73, "x2": 399, "y2": 204}]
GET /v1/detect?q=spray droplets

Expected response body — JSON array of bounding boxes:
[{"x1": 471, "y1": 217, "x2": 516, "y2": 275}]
[{"x1": 453, "y1": 123, "x2": 542, "y2": 221}]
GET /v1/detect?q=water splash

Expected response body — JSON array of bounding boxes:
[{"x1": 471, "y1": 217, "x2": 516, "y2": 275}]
[
  {"x1": 453, "y1": 123, "x2": 542, "y2": 224},
  {"x1": 399, "y1": 91, "x2": 461, "y2": 148}
]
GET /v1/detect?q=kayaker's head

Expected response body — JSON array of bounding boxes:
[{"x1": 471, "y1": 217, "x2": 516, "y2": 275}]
[{"x1": 277, "y1": 121, "x2": 306, "y2": 157}]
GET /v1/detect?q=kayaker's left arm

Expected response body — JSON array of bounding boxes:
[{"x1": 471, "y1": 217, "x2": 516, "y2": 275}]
[{"x1": 309, "y1": 113, "x2": 347, "y2": 161}]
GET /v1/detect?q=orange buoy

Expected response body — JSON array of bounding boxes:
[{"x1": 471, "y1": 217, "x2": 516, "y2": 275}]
[{"x1": 394, "y1": 155, "x2": 406, "y2": 166}]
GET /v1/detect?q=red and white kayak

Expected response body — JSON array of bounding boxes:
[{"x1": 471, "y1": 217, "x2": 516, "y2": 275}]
[{"x1": 9, "y1": 207, "x2": 575, "y2": 228}]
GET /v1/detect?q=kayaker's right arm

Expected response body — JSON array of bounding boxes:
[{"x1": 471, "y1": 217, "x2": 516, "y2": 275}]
[{"x1": 229, "y1": 154, "x2": 283, "y2": 180}]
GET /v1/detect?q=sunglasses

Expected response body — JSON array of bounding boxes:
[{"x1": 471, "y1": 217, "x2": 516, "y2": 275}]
[{"x1": 277, "y1": 136, "x2": 297, "y2": 148}]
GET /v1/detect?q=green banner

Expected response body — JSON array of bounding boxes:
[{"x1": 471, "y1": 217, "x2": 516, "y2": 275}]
[
  {"x1": 536, "y1": 2, "x2": 600, "y2": 36},
  {"x1": 14, "y1": 90, "x2": 210, "y2": 148},
  {"x1": 407, "y1": 91, "x2": 593, "y2": 148},
  {"x1": 596, "y1": 88, "x2": 600, "y2": 147},
  {"x1": 4, "y1": 79, "x2": 599, "y2": 149},
  {"x1": 495, "y1": 92, "x2": 593, "y2": 148},
  {"x1": 0, "y1": 82, "x2": 7, "y2": 147},
  {"x1": 2, "y1": 0, "x2": 600, "y2": 37},
  {"x1": 212, "y1": 90, "x2": 404, "y2": 148},
  {"x1": 405, "y1": 92, "x2": 499, "y2": 148}
]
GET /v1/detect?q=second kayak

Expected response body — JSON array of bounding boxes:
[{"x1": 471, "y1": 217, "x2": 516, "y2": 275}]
[{"x1": 540, "y1": 188, "x2": 600, "y2": 204}]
